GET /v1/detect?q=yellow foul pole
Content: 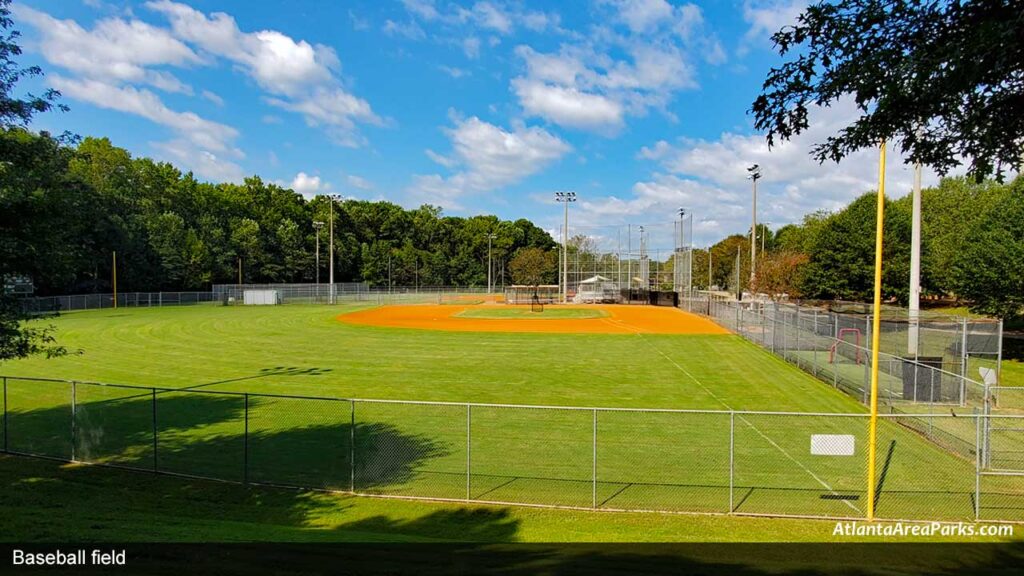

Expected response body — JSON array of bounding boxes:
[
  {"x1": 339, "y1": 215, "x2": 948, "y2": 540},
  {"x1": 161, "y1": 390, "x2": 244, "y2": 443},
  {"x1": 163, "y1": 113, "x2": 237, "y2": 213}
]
[
  {"x1": 866, "y1": 141, "x2": 886, "y2": 521},
  {"x1": 112, "y1": 251, "x2": 118, "y2": 309}
]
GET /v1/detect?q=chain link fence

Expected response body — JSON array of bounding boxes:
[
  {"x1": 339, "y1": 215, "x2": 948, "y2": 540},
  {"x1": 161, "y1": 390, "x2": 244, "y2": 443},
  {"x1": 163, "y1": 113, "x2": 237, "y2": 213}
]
[
  {"x1": 18, "y1": 284, "x2": 503, "y2": 313},
  {"x1": 3, "y1": 375, "x2": 1024, "y2": 522}
]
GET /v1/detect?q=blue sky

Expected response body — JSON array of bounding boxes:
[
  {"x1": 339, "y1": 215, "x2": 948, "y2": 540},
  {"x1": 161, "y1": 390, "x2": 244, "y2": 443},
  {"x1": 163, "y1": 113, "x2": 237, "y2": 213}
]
[{"x1": 12, "y1": 0, "x2": 943, "y2": 247}]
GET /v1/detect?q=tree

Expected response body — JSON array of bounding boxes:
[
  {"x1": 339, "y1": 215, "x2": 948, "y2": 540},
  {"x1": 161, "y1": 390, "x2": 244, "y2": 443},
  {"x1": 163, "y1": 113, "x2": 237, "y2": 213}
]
[
  {"x1": 800, "y1": 192, "x2": 911, "y2": 302},
  {"x1": 0, "y1": 1, "x2": 69, "y2": 362},
  {"x1": 0, "y1": 0, "x2": 65, "y2": 128},
  {"x1": 753, "y1": 251, "x2": 810, "y2": 300},
  {"x1": 753, "y1": 0, "x2": 1024, "y2": 179},
  {"x1": 951, "y1": 178, "x2": 1024, "y2": 320},
  {"x1": 509, "y1": 247, "x2": 556, "y2": 289}
]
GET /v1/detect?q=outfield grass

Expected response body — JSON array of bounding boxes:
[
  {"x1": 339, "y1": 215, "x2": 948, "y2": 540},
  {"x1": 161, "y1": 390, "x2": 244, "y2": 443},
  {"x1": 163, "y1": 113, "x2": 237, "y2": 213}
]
[{"x1": 2, "y1": 304, "x2": 1023, "y2": 528}]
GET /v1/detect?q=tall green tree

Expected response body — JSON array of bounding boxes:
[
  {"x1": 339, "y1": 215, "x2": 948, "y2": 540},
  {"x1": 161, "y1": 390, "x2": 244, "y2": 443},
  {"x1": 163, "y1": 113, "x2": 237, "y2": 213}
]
[{"x1": 753, "y1": 0, "x2": 1024, "y2": 179}]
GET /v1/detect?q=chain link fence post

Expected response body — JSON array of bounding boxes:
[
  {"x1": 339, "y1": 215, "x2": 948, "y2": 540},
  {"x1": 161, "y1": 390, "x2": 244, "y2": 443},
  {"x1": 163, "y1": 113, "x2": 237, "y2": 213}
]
[
  {"x1": 152, "y1": 388, "x2": 158, "y2": 472},
  {"x1": 592, "y1": 408, "x2": 598, "y2": 509},
  {"x1": 243, "y1": 393, "x2": 249, "y2": 484},
  {"x1": 466, "y1": 404, "x2": 472, "y2": 501},
  {"x1": 70, "y1": 381, "x2": 77, "y2": 462},
  {"x1": 350, "y1": 400, "x2": 356, "y2": 492},
  {"x1": 2, "y1": 377, "x2": 6, "y2": 454},
  {"x1": 728, "y1": 410, "x2": 735, "y2": 513},
  {"x1": 975, "y1": 413, "x2": 982, "y2": 521}
]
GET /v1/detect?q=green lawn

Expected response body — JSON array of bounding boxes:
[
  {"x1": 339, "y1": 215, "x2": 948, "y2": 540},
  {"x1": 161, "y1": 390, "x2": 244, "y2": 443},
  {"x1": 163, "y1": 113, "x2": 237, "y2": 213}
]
[{"x1": 2, "y1": 304, "x2": 1023, "y2": 534}]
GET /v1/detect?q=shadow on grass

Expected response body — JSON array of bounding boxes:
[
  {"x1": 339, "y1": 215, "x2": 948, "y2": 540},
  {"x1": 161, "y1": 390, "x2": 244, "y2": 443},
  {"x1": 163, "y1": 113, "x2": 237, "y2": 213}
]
[{"x1": 3, "y1": 386, "x2": 447, "y2": 493}]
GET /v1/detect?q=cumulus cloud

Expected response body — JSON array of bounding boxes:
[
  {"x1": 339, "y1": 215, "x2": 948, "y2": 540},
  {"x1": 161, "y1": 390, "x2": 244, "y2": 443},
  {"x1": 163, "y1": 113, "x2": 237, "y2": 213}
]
[
  {"x1": 510, "y1": 2, "x2": 723, "y2": 133},
  {"x1": 739, "y1": 0, "x2": 807, "y2": 56},
  {"x1": 408, "y1": 115, "x2": 571, "y2": 208},
  {"x1": 12, "y1": 4, "x2": 200, "y2": 93},
  {"x1": 289, "y1": 172, "x2": 325, "y2": 197},
  {"x1": 51, "y1": 75, "x2": 241, "y2": 157},
  {"x1": 575, "y1": 101, "x2": 954, "y2": 246},
  {"x1": 152, "y1": 139, "x2": 244, "y2": 182},
  {"x1": 146, "y1": 0, "x2": 381, "y2": 144},
  {"x1": 345, "y1": 174, "x2": 375, "y2": 190}
]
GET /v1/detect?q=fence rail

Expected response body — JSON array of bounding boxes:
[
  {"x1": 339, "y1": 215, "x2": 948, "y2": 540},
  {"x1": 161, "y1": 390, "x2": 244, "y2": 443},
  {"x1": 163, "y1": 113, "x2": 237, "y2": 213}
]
[{"x1": 3, "y1": 375, "x2": 1024, "y2": 522}]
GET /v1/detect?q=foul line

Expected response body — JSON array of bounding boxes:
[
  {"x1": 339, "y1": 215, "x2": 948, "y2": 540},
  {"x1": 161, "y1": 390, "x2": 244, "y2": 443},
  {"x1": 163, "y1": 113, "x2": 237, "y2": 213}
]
[{"x1": 604, "y1": 315, "x2": 861, "y2": 514}]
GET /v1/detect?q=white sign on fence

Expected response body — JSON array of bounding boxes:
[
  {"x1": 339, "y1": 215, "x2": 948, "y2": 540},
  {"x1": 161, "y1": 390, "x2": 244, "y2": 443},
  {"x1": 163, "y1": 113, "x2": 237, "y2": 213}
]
[{"x1": 810, "y1": 434, "x2": 855, "y2": 456}]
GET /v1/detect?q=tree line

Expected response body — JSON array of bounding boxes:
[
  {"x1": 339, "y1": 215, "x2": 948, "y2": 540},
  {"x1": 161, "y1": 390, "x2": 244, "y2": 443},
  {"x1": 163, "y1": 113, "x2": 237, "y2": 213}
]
[
  {"x1": 687, "y1": 176, "x2": 1023, "y2": 320},
  {"x1": 0, "y1": 130, "x2": 557, "y2": 296}
]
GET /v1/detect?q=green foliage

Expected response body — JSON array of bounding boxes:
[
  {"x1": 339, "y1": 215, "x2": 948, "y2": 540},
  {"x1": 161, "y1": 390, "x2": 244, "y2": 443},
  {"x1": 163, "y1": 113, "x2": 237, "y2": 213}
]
[
  {"x1": 799, "y1": 193, "x2": 910, "y2": 303},
  {"x1": 753, "y1": 0, "x2": 1024, "y2": 180},
  {"x1": 951, "y1": 179, "x2": 1024, "y2": 320},
  {"x1": 509, "y1": 247, "x2": 557, "y2": 287},
  {"x1": 1, "y1": 130, "x2": 557, "y2": 294}
]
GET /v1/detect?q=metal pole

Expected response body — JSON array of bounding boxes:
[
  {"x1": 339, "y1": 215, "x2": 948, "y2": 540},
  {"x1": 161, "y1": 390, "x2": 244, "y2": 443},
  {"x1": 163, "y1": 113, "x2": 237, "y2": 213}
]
[
  {"x1": 2, "y1": 377, "x2": 6, "y2": 453},
  {"x1": 71, "y1": 381, "x2": 77, "y2": 461},
  {"x1": 329, "y1": 198, "x2": 335, "y2": 304},
  {"x1": 997, "y1": 319, "x2": 1004, "y2": 385},
  {"x1": 466, "y1": 404, "x2": 472, "y2": 501},
  {"x1": 592, "y1": 408, "x2": 598, "y2": 509},
  {"x1": 112, "y1": 252, "x2": 117, "y2": 309},
  {"x1": 975, "y1": 413, "x2": 982, "y2": 520},
  {"x1": 350, "y1": 400, "x2": 355, "y2": 492},
  {"x1": 243, "y1": 393, "x2": 249, "y2": 484},
  {"x1": 750, "y1": 177, "x2": 757, "y2": 283},
  {"x1": 908, "y1": 160, "x2": 922, "y2": 355},
  {"x1": 152, "y1": 388, "x2": 158, "y2": 472},
  {"x1": 729, "y1": 411, "x2": 735, "y2": 513},
  {"x1": 487, "y1": 234, "x2": 492, "y2": 294},
  {"x1": 563, "y1": 200, "x2": 569, "y2": 303},
  {"x1": 865, "y1": 140, "x2": 887, "y2": 522}
]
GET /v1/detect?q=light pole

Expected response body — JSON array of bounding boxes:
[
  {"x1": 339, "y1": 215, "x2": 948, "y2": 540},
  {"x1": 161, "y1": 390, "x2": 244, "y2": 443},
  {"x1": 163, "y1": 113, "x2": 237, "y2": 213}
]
[
  {"x1": 554, "y1": 191, "x2": 576, "y2": 303},
  {"x1": 486, "y1": 232, "x2": 497, "y2": 294},
  {"x1": 313, "y1": 221, "x2": 324, "y2": 299},
  {"x1": 909, "y1": 160, "x2": 922, "y2": 356},
  {"x1": 327, "y1": 194, "x2": 342, "y2": 304},
  {"x1": 747, "y1": 164, "x2": 762, "y2": 285}
]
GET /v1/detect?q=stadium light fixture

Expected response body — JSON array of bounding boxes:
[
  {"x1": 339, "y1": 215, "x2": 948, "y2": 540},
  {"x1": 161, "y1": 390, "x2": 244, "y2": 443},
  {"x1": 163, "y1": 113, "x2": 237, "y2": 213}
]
[{"x1": 554, "y1": 192, "x2": 577, "y2": 303}]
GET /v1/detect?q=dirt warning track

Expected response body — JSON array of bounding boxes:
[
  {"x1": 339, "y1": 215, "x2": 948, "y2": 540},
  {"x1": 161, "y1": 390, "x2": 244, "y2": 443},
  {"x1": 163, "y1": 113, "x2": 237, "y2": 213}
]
[{"x1": 336, "y1": 304, "x2": 729, "y2": 335}]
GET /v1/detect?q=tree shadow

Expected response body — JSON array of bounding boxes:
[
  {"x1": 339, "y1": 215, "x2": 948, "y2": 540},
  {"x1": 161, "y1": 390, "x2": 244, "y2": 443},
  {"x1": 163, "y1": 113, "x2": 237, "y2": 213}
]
[{"x1": 3, "y1": 385, "x2": 447, "y2": 493}]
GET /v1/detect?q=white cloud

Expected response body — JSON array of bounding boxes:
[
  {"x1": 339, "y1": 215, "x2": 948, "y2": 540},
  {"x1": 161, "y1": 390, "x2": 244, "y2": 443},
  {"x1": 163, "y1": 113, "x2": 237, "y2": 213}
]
[
  {"x1": 147, "y1": 1, "x2": 380, "y2": 144},
  {"x1": 201, "y1": 89, "x2": 224, "y2": 106},
  {"x1": 739, "y1": 0, "x2": 807, "y2": 56},
  {"x1": 607, "y1": 0, "x2": 674, "y2": 33},
  {"x1": 398, "y1": 0, "x2": 562, "y2": 57},
  {"x1": 510, "y1": 2, "x2": 721, "y2": 133},
  {"x1": 51, "y1": 75, "x2": 241, "y2": 157},
  {"x1": 345, "y1": 174, "x2": 374, "y2": 190},
  {"x1": 438, "y1": 65, "x2": 470, "y2": 78},
  {"x1": 462, "y1": 37, "x2": 481, "y2": 59},
  {"x1": 152, "y1": 139, "x2": 244, "y2": 182},
  {"x1": 383, "y1": 19, "x2": 427, "y2": 40},
  {"x1": 289, "y1": 172, "x2": 326, "y2": 197},
  {"x1": 512, "y1": 78, "x2": 624, "y2": 132},
  {"x1": 408, "y1": 115, "x2": 571, "y2": 208},
  {"x1": 261, "y1": 115, "x2": 283, "y2": 124},
  {"x1": 12, "y1": 5, "x2": 200, "y2": 94},
  {"x1": 577, "y1": 100, "x2": 954, "y2": 245}
]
